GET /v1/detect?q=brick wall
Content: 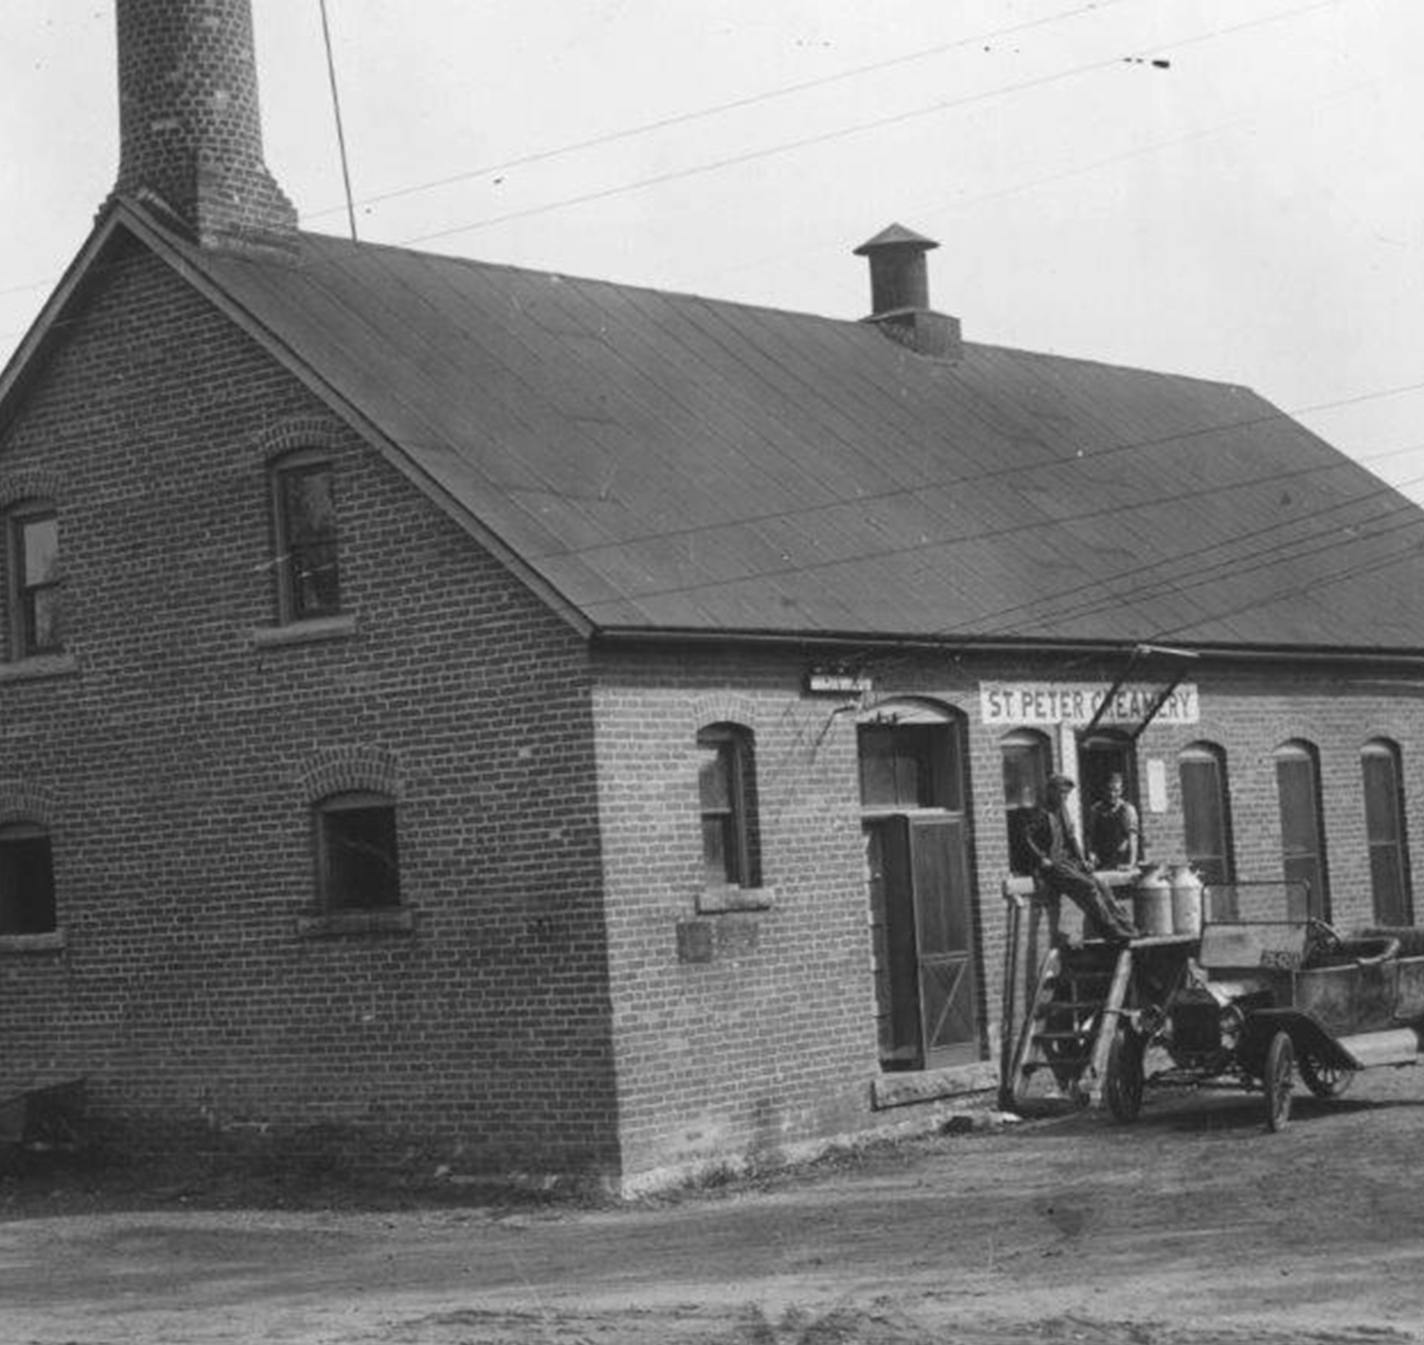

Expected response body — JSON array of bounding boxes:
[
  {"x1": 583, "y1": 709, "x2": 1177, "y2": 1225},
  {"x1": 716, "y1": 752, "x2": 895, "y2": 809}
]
[
  {"x1": 0, "y1": 240, "x2": 619, "y2": 1185},
  {"x1": 592, "y1": 642, "x2": 1424, "y2": 1184},
  {"x1": 592, "y1": 646, "x2": 878, "y2": 1186}
]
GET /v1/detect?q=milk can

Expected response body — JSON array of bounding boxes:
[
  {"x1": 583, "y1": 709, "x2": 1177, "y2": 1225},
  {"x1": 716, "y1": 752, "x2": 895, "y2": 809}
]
[
  {"x1": 1132, "y1": 865, "x2": 1173, "y2": 936},
  {"x1": 1170, "y1": 864, "x2": 1204, "y2": 936}
]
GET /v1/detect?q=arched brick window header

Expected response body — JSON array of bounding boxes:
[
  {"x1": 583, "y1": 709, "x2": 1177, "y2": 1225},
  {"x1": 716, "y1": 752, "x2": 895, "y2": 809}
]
[
  {"x1": 689, "y1": 693, "x2": 759, "y2": 736},
  {"x1": 251, "y1": 416, "x2": 352, "y2": 466},
  {"x1": 0, "y1": 783, "x2": 55, "y2": 828},
  {"x1": 0, "y1": 471, "x2": 66, "y2": 511},
  {"x1": 294, "y1": 747, "x2": 402, "y2": 805}
]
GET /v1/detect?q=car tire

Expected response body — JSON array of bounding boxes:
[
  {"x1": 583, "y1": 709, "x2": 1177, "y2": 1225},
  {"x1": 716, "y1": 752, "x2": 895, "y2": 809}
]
[
  {"x1": 1264, "y1": 1030, "x2": 1295, "y2": 1132},
  {"x1": 1105, "y1": 1023, "x2": 1145, "y2": 1123}
]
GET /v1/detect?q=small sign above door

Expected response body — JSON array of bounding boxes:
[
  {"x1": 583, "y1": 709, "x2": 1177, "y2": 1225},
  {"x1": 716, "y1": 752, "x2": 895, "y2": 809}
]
[{"x1": 980, "y1": 682, "x2": 1199, "y2": 727}]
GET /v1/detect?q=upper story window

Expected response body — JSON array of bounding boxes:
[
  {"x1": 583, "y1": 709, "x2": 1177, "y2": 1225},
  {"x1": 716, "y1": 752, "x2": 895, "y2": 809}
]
[
  {"x1": 315, "y1": 792, "x2": 400, "y2": 911},
  {"x1": 6, "y1": 503, "x2": 62, "y2": 658},
  {"x1": 1362, "y1": 739, "x2": 1412, "y2": 925},
  {"x1": 272, "y1": 455, "x2": 340, "y2": 622},
  {"x1": 697, "y1": 724, "x2": 761, "y2": 889},
  {"x1": 0, "y1": 822, "x2": 57, "y2": 935}
]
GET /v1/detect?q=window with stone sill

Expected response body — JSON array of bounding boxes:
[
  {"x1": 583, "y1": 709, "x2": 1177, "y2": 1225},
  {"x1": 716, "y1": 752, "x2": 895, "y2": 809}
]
[
  {"x1": 6, "y1": 501, "x2": 63, "y2": 660},
  {"x1": 0, "y1": 822, "x2": 57, "y2": 938},
  {"x1": 271, "y1": 453, "x2": 340, "y2": 624}
]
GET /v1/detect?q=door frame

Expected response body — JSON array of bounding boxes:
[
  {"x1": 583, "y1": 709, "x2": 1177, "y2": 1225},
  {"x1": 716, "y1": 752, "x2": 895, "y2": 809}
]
[{"x1": 858, "y1": 699, "x2": 985, "y2": 1071}]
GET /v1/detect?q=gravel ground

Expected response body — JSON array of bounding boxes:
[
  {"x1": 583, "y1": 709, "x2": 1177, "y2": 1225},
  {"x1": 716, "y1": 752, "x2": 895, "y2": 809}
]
[{"x1": 4, "y1": 1067, "x2": 1424, "y2": 1344}]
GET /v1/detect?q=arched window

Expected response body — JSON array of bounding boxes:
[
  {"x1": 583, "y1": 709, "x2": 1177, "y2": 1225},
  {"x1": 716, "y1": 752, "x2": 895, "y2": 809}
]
[
  {"x1": 271, "y1": 452, "x2": 340, "y2": 622},
  {"x1": 1001, "y1": 730, "x2": 1052, "y2": 876},
  {"x1": 0, "y1": 821, "x2": 56, "y2": 935},
  {"x1": 1362, "y1": 739, "x2": 1412, "y2": 925},
  {"x1": 314, "y1": 792, "x2": 400, "y2": 910},
  {"x1": 1179, "y1": 742, "x2": 1234, "y2": 890},
  {"x1": 6, "y1": 500, "x2": 63, "y2": 658},
  {"x1": 1275, "y1": 740, "x2": 1328, "y2": 920},
  {"x1": 697, "y1": 724, "x2": 761, "y2": 889}
]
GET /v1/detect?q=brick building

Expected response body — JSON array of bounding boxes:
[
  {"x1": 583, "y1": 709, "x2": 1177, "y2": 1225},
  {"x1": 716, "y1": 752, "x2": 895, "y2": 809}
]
[{"x1": 4, "y1": 0, "x2": 1424, "y2": 1192}]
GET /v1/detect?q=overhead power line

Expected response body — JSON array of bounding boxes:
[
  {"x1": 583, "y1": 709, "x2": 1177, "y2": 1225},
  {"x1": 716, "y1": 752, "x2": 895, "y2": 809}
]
[
  {"x1": 1148, "y1": 530, "x2": 1424, "y2": 643},
  {"x1": 318, "y1": 0, "x2": 359, "y2": 242},
  {"x1": 970, "y1": 485, "x2": 1424, "y2": 639},
  {"x1": 301, "y1": 0, "x2": 1135, "y2": 225},
  {"x1": 539, "y1": 375, "x2": 1424, "y2": 564},
  {"x1": 400, "y1": 0, "x2": 1350, "y2": 247}
]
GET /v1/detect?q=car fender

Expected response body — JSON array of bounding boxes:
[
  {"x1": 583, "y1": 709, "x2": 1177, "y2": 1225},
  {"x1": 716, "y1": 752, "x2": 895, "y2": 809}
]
[{"x1": 1238, "y1": 1008, "x2": 1359, "y2": 1075}]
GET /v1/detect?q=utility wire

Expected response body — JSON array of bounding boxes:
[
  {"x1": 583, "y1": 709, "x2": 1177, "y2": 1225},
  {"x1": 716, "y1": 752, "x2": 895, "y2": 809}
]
[
  {"x1": 945, "y1": 467, "x2": 1424, "y2": 632},
  {"x1": 0, "y1": 0, "x2": 1366, "y2": 299},
  {"x1": 536, "y1": 376, "x2": 1424, "y2": 564},
  {"x1": 573, "y1": 466, "x2": 1424, "y2": 629},
  {"x1": 694, "y1": 75, "x2": 1373, "y2": 294},
  {"x1": 400, "y1": 0, "x2": 1351, "y2": 247},
  {"x1": 971, "y1": 489, "x2": 1424, "y2": 639},
  {"x1": 0, "y1": 0, "x2": 1139, "y2": 298},
  {"x1": 318, "y1": 0, "x2": 359, "y2": 242},
  {"x1": 300, "y1": 0, "x2": 1136, "y2": 224},
  {"x1": 1148, "y1": 529, "x2": 1424, "y2": 642}
]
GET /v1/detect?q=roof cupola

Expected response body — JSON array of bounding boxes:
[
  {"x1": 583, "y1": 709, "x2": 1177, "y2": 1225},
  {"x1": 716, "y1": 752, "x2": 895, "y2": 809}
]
[{"x1": 112, "y1": 0, "x2": 298, "y2": 255}]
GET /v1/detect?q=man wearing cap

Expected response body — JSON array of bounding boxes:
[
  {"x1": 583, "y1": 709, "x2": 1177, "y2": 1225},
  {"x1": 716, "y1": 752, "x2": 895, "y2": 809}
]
[{"x1": 1023, "y1": 774, "x2": 1138, "y2": 944}]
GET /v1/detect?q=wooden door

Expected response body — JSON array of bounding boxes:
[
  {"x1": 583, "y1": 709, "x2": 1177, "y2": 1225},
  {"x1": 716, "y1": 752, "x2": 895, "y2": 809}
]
[
  {"x1": 909, "y1": 816, "x2": 980, "y2": 1067},
  {"x1": 865, "y1": 818, "x2": 922, "y2": 1068},
  {"x1": 865, "y1": 814, "x2": 980, "y2": 1070}
]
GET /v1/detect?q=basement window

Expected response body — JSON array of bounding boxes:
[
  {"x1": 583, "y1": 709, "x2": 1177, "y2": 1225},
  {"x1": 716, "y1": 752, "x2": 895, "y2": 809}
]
[
  {"x1": 272, "y1": 455, "x2": 340, "y2": 622},
  {"x1": 0, "y1": 823, "x2": 57, "y2": 936}
]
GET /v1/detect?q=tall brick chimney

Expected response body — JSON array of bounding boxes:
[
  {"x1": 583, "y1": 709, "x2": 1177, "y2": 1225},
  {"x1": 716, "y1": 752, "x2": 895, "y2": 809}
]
[
  {"x1": 112, "y1": 0, "x2": 298, "y2": 255},
  {"x1": 854, "y1": 224, "x2": 961, "y2": 361}
]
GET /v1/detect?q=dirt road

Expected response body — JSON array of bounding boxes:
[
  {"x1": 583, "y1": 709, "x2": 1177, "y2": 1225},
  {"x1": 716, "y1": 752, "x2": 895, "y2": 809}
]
[{"x1": 5, "y1": 1069, "x2": 1424, "y2": 1344}]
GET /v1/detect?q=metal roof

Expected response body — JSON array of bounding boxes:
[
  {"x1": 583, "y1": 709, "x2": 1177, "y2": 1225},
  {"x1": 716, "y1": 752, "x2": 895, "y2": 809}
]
[{"x1": 37, "y1": 205, "x2": 1424, "y2": 651}]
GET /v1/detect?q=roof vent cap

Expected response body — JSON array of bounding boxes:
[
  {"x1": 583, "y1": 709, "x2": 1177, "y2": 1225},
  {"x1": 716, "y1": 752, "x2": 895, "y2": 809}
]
[{"x1": 853, "y1": 223, "x2": 961, "y2": 361}]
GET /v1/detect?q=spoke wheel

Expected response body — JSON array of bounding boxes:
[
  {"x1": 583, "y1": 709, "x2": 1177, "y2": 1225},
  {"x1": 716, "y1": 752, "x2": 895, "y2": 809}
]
[
  {"x1": 1105, "y1": 1024, "x2": 1145, "y2": 1123},
  {"x1": 1298, "y1": 1053, "x2": 1354, "y2": 1099},
  {"x1": 1264, "y1": 1031, "x2": 1295, "y2": 1132}
]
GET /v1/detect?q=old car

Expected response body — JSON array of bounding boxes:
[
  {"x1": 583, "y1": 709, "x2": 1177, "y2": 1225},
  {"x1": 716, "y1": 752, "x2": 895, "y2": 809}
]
[{"x1": 1106, "y1": 918, "x2": 1424, "y2": 1128}]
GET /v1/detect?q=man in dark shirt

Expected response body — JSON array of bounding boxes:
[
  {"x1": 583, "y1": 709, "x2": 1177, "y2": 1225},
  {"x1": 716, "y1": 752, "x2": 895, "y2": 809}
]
[
  {"x1": 1089, "y1": 772, "x2": 1140, "y2": 870},
  {"x1": 1024, "y1": 774, "x2": 1138, "y2": 944}
]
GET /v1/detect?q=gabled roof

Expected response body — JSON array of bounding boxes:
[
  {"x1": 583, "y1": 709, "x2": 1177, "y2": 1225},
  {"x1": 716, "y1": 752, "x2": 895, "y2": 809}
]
[{"x1": 6, "y1": 199, "x2": 1424, "y2": 655}]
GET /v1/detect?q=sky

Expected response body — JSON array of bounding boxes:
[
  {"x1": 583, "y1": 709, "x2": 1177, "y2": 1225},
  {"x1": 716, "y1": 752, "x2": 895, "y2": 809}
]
[{"x1": 3, "y1": 0, "x2": 1423, "y2": 503}]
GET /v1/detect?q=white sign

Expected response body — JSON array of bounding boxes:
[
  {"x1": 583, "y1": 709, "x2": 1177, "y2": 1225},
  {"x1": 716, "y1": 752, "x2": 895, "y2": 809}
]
[
  {"x1": 1146, "y1": 758, "x2": 1169, "y2": 814},
  {"x1": 980, "y1": 682, "x2": 1199, "y2": 727}
]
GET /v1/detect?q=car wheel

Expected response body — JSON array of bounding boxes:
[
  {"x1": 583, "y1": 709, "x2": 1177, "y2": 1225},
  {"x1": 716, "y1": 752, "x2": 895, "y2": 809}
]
[
  {"x1": 1106, "y1": 1023, "x2": 1145, "y2": 1123},
  {"x1": 1264, "y1": 1030, "x2": 1295, "y2": 1132},
  {"x1": 1298, "y1": 1052, "x2": 1353, "y2": 1099}
]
